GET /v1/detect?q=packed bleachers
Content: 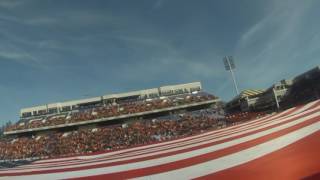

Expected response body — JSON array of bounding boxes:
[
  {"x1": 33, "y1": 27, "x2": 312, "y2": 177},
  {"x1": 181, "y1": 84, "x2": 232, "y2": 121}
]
[
  {"x1": 5, "y1": 92, "x2": 217, "y2": 132},
  {"x1": 0, "y1": 108, "x2": 227, "y2": 161}
]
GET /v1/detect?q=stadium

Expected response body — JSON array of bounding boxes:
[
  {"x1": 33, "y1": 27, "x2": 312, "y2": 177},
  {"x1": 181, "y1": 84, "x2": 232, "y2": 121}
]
[
  {"x1": 1, "y1": 1, "x2": 320, "y2": 179},
  {"x1": 0, "y1": 65, "x2": 319, "y2": 179}
]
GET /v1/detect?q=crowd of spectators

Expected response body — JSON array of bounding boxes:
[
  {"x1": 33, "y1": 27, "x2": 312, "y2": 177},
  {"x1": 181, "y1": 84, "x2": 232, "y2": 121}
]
[
  {"x1": 0, "y1": 109, "x2": 227, "y2": 161},
  {"x1": 225, "y1": 111, "x2": 266, "y2": 125},
  {"x1": 5, "y1": 92, "x2": 216, "y2": 132},
  {"x1": 0, "y1": 91, "x2": 265, "y2": 161},
  {"x1": 280, "y1": 71, "x2": 320, "y2": 109}
]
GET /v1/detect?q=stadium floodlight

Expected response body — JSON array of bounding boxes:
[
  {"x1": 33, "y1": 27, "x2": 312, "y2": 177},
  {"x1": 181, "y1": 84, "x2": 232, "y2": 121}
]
[
  {"x1": 223, "y1": 56, "x2": 235, "y2": 70},
  {"x1": 223, "y1": 56, "x2": 240, "y2": 95}
]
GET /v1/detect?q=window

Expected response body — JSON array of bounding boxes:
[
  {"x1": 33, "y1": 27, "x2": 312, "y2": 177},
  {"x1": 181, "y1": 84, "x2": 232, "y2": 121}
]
[
  {"x1": 190, "y1": 87, "x2": 201, "y2": 92},
  {"x1": 61, "y1": 106, "x2": 71, "y2": 112},
  {"x1": 48, "y1": 108, "x2": 58, "y2": 114},
  {"x1": 22, "y1": 112, "x2": 32, "y2": 117},
  {"x1": 149, "y1": 93, "x2": 159, "y2": 98},
  {"x1": 38, "y1": 109, "x2": 47, "y2": 115}
]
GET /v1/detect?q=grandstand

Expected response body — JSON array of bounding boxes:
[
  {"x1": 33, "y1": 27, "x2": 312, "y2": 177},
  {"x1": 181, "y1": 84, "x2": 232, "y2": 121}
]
[
  {"x1": 226, "y1": 67, "x2": 320, "y2": 113},
  {"x1": 0, "y1": 82, "x2": 226, "y2": 162},
  {"x1": 4, "y1": 82, "x2": 220, "y2": 136}
]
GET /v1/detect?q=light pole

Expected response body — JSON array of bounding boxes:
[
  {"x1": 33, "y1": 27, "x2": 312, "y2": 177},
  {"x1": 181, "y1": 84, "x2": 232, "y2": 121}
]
[{"x1": 223, "y1": 56, "x2": 240, "y2": 95}]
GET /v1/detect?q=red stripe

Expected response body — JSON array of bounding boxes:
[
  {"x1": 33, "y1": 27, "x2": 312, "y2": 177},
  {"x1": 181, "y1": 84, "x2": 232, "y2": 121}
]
[
  {"x1": 305, "y1": 100, "x2": 320, "y2": 112},
  {"x1": 279, "y1": 105, "x2": 302, "y2": 117},
  {"x1": 196, "y1": 131, "x2": 320, "y2": 180}
]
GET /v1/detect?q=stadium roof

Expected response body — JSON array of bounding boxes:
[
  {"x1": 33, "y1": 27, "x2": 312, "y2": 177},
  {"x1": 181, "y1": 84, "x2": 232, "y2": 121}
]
[
  {"x1": 238, "y1": 89, "x2": 265, "y2": 98},
  {"x1": 227, "y1": 89, "x2": 265, "y2": 105},
  {"x1": 20, "y1": 82, "x2": 202, "y2": 117}
]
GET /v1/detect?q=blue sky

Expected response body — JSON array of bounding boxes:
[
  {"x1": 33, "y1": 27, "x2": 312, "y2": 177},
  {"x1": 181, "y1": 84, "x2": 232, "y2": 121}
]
[{"x1": 0, "y1": 0, "x2": 319, "y2": 125}]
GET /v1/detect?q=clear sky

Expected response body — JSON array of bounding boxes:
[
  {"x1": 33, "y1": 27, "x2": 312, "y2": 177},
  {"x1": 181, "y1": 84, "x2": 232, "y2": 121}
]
[{"x1": 0, "y1": 0, "x2": 319, "y2": 125}]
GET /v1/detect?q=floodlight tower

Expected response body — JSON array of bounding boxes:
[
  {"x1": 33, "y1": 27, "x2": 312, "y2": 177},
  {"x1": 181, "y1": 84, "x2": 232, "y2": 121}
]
[{"x1": 223, "y1": 56, "x2": 240, "y2": 95}]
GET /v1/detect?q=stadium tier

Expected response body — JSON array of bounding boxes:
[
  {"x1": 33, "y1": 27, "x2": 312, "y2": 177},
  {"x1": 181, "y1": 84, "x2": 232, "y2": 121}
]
[
  {"x1": 0, "y1": 108, "x2": 226, "y2": 161},
  {"x1": 19, "y1": 82, "x2": 203, "y2": 118},
  {"x1": 4, "y1": 82, "x2": 220, "y2": 135}
]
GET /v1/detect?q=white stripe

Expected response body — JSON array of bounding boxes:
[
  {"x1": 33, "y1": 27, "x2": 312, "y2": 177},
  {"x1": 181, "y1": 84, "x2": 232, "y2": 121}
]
[
  {"x1": 290, "y1": 100, "x2": 319, "y2": 115},
  {"x1": 137, "y1": 121, "x2": 320, "y2": 180},
  {"x1": 6, "y1": 111, "x2": 319, "y2": 179}
]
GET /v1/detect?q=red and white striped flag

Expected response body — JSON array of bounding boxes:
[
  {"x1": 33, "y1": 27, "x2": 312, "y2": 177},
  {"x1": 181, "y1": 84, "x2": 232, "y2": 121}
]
[{"x1": 1, "y1": 100, "x2": 320, "y2": 180}]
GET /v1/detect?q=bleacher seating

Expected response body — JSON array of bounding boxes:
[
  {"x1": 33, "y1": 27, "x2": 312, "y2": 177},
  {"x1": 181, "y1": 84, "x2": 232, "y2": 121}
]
[
  {"x1": 225, "y1": 111, "x2": 266, "y2": 125},
  {"x1": 0, "y1": 108, "x2": 226, "y2": 161},
  {"x1": 5, "y1": 92, "x2": 217, "y2": 132}
]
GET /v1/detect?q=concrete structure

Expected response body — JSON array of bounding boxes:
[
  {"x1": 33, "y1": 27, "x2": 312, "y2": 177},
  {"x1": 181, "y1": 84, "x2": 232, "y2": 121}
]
[
  {"x1": 226, "y1": 89, "x2": 265, "y2": 112},
  {"x1": 252, "y1": 79, "x2": 293, "y2": 111},
  {"x1": 226, "y1": 80, "x2": 293, "y2": 112},
  {"x1": 6, "y1": 99, "x2": 218, "y2": 135}
]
